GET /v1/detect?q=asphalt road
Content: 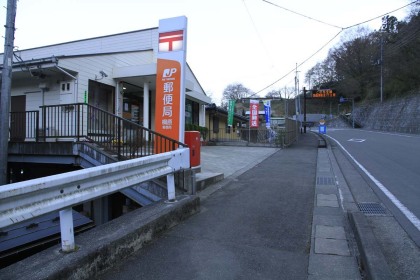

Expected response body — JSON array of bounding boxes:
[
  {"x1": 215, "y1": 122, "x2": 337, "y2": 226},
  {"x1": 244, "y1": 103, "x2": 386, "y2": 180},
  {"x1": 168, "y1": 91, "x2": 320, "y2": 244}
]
[{"x1": 325, "y1": 128, "x2": 420, "y2": 245}]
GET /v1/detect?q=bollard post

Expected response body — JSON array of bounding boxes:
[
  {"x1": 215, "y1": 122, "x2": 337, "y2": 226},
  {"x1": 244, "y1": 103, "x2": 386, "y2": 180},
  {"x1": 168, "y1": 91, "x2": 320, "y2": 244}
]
[
  {"x1": 167, "y1": 173, "x2": 176, "y2": 201},
  {"x1": 59, "y1": 208, "x2": 76, "y2": 252}
]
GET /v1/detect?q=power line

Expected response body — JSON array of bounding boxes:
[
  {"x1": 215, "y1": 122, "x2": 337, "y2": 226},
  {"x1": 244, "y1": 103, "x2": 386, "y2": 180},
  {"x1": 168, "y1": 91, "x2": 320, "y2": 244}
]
[
  {"x1": 255, "y1": 30, "x2": 342, "y2": 94},
  {"x1": 262, "y1": 0, "x2": 343, "y2": 29},
  {"x1": 255, "y1": 67, "x2": 296, "y2": 94},
  {"x1": 256, "y1": 0, "x2": 419, "y2": 94},
  {"x1": 242, "y1": 0, "x2": 273, "y2": 65},
  {"x1": 262, "y1": 0, "x2": 419, "y2": 31},
  {"x1": 343, "y1": 0, "x2": 419, "y2": 30},
  {"x1": 296, "y1": 31, "x2": 342, "y2": 70},
  {"x1": 384, "y1": 25, "x2": 420, "y2": 56}
]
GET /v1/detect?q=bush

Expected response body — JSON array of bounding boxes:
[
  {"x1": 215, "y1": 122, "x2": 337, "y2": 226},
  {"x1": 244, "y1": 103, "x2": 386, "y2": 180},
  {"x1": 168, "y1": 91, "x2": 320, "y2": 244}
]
[{"x1": 185, "y1": 124, "x2": 208, "y2": 141}]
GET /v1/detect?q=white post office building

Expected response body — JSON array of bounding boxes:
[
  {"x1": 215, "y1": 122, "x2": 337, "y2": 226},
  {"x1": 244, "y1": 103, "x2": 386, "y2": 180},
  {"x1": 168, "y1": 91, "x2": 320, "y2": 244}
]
[{"x1": 1, "y1": 27, "x2": 211, "y2": 142}]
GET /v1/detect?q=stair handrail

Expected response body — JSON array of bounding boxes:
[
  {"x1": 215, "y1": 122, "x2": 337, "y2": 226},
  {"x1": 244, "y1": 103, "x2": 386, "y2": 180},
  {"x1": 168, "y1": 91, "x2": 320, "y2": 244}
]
[{"x1": 36, "y1": 103, "x2": 187, "y2": 159}]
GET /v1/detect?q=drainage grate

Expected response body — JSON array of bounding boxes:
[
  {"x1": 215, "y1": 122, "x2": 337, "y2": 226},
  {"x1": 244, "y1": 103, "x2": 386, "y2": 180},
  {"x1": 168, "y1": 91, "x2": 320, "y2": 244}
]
[
  {"x1": 316, "y1": 177, "x2": 335, "y2": 185},
  {"x1": 357, "y1": 202, "x2": 387, "y2": 215}
]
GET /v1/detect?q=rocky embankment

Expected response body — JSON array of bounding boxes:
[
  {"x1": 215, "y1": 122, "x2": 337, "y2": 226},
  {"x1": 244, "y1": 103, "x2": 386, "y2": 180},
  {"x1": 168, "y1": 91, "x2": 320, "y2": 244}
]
[{"x1": 326, "y1": 94, "x2": 420, "y2": 134}]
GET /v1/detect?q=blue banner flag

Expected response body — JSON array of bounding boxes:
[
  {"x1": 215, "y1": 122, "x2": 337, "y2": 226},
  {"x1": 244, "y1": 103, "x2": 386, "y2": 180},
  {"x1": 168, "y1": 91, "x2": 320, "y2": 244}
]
[{"x1": 264, "y1": 100, "x2": 271, "y2": 128}]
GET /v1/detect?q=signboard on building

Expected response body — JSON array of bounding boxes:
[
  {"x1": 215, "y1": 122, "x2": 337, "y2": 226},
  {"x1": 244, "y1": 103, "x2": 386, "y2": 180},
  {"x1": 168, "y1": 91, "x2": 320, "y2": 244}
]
[
  {"x1": 249, "y1": 99, "x2": 259, "y2": 128},
  {"x1": 155, "y1": 16, "x2": 187, "y2": 147}
]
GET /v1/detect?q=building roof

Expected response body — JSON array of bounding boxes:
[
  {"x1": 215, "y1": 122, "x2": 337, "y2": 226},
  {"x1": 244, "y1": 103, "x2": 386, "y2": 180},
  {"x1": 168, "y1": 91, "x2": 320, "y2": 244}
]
[{"x1": 205, "y1": 103, "x2": 248, "y2": 122}]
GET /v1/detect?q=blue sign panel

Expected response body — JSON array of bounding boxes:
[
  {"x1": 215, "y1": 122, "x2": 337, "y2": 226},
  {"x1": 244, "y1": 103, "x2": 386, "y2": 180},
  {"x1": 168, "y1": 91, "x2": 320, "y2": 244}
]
[{"x1": 319, "y1": 125, "x2": 327, "y2": 134}]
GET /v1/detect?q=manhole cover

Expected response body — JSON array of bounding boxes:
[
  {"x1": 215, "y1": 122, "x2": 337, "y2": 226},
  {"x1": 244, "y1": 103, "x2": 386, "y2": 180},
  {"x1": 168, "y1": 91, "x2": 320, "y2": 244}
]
[
  {"x1": 316, "y1": 177, "x2": 335, "y2": 185},
  {"x1": 357, "y1": 202, "x2": 387, "y2": 215}
]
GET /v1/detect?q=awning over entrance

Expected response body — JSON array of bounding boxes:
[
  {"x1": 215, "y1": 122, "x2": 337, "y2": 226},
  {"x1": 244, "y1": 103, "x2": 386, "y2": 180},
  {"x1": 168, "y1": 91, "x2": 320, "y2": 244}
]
[{"x1": 113, "y1": 63, "x2": 211, "y2": 104}]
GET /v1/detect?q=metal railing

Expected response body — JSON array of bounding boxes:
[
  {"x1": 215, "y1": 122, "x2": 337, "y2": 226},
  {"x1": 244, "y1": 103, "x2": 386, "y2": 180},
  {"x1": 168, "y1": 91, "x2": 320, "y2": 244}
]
[
  {"x1": 10, "y1": 103, "x2": 187, "y2": 160},
  {"x1": 9, "y1": 110, "x2": 39, "y2": 141},
  {"x1": 207, "y1": 118, "x2": 298, "y2": 147},
  {"x1": 0, "y1": 148, "x2": 190, "y2": 253}
]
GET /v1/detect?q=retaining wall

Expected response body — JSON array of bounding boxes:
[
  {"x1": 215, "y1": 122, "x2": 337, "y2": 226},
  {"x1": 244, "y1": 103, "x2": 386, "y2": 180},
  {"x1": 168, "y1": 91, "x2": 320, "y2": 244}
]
[{"x1": 354, "y1": 94, "x2": 420, "y2": 134}]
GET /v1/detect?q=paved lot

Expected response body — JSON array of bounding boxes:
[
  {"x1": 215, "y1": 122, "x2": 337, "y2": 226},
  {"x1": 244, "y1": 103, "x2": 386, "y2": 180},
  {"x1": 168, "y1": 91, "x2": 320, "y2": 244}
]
[{"x1": 199, "y1": 145, "x2": 279, "y2": 178}]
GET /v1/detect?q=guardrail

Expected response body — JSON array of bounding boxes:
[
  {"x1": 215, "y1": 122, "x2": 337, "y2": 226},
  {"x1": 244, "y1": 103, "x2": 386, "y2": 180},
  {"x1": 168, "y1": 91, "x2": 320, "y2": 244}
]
[{"x1": 0, "y1": 148, "x2": 190, "y2": 252}]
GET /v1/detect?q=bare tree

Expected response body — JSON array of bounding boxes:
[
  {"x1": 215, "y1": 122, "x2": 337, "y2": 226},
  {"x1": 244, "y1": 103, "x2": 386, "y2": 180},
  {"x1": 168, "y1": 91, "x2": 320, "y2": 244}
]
[
  {"x1": 304, "y1": 12, "x2": 420, "y2": 101},
  {"x1": 221, "y1": 83, "x2": 256, "y2": 106},
  {"x1": 305, "y1": 55, "x2": 337, "y2": 89},
  {"x1": 265, "y1": 89, "x2": 282, "y2": 99},
  {"x1": 282, "y1": 87, "x2": 295, "y2": 99},
  {"x1": 331, "y1": 29, "x2": 378, "y2": 99}
]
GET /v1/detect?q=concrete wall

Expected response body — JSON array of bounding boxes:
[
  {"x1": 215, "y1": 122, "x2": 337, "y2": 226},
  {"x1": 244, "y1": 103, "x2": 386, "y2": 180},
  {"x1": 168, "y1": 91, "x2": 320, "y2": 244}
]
[{"x1": 353, "y1": 94, "x2": 420, "y2": 134}]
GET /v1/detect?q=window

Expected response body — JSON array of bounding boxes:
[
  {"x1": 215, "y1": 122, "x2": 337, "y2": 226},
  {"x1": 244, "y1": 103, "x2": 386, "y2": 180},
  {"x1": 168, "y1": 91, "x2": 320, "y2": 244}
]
[
  {"x1": 185, "y1": 100, "x2": 200, "y2": 125},
  {"x1": 212, "y1": 116, "x2": 219, "y2": 133},
  {"x1": 60, "y1": 82, "x2": 72, "y2": 94}
]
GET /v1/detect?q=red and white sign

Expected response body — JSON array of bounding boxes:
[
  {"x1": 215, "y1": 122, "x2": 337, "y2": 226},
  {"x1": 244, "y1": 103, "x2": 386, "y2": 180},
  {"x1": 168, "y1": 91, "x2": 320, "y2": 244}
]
[
  {"x1": 155, "y1": 59, "x2": 181, "y2": 141},
  {"x1": 155, "y1": 16, "x2": 187, "y2": 149},
  {"x1": 159, "y1": 30, "x2": 184, "y2": 52},
  {"x1": 249, "y1": 99, "x2": 259, "y2": 128}
]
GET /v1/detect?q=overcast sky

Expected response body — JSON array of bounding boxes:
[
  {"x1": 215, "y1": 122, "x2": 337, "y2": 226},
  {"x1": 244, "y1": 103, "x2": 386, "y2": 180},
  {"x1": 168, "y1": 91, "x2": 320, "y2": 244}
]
[{"x1": 1, "y1": 0, "x2": 413, "y2": 104}]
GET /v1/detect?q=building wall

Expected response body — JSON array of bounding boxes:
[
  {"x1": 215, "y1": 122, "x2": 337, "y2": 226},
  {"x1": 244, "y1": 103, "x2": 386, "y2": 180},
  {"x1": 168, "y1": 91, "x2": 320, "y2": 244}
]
[
  {"x1": 58, "y1": 51, "x2": 154, "y2": 104},
  {"x1": 10, "y1": 77, "x2": 61, "y2": 109},
  {"x1": 4, "y1": 26, "x2": 210, "y2": 104},
  {"x1": 11, "y1": 28, "x2": 158, "y2": 61},
  {"x1": 10, "y1": 52, "x2": 153, "y2": 111},
  {"x1": 205, "y1": 111, "x2": 245, "y2": 141},
  {"x1": 5, "y1": 27, "x2": 211, "y2": 138}
]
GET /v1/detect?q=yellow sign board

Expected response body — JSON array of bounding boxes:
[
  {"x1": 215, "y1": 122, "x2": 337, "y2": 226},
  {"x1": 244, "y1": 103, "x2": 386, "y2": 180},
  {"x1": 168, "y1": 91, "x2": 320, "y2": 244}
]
[{"x1": 312, "y1": 89, "x2": 336, "y2": 98}]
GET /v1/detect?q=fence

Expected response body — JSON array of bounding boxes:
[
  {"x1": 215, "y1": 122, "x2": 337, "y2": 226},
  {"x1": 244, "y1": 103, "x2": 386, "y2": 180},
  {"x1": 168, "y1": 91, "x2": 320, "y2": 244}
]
[
  {"x1": 9, "y1": 110, "x2": 39, "y2": 141},
  {"x1": 207, "y1": 118, "x2": 299, "y2": 147}
]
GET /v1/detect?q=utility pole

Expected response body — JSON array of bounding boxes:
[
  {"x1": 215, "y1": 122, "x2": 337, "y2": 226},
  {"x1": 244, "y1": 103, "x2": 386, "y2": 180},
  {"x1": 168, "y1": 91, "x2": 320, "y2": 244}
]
[
  {"x1": 284, "y1": 86, "x2": 288, "y2": 117},
  {"x1": 380, "y1": 34, "x2": 384, "y2": 103},
  {"x1": 352, "y1": 98, "x2": 355, "y2": 128},
  {"x1": 303, "y1": 87, "x2": 307, "y2": 133},
  {"x1": 0, "y1": 0, "x2": 18, "y2": 185},
  {"x1": 294, "y1": 63, "x2": 300, "y2": 139}
]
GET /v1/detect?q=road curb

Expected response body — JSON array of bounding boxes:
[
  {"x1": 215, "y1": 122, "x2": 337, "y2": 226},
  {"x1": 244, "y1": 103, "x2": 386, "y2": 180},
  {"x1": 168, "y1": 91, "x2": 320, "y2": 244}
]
[
  {"x1": 348, "y1": 211, "x2": 393, "y2": 280},
  {"x1": 310, "y1": 131, "x2": 327, "y2": 148}
]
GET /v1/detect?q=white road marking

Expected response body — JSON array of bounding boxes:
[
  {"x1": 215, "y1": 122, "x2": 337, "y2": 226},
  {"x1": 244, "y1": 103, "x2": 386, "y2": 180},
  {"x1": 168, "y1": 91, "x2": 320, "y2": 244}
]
[
  {"x1": 338, "y1": 188, "x2": 345, "y2": 212},
  {"x1": 347, "y1": 138, "x2": 365, "y2": 142},
  {"x1": 363, "y1": 130, "x2": 419, "y2": 138},
  {"x1": 327, "y1": 134, "x2": 420, "y2": 232},
  {"x1": 335, "y1": 128, "x2": 420, "y2": 139}
]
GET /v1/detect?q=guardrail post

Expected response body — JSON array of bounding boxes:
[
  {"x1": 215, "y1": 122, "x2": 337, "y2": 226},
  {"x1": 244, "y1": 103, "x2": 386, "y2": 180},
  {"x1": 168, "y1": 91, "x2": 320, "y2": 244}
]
[
  {"x1": 59, "y1": 208, "x2": 76, "y2": 253},
  {"x1": 167, "y1": 173, "x2": 176, "y2": 201}
]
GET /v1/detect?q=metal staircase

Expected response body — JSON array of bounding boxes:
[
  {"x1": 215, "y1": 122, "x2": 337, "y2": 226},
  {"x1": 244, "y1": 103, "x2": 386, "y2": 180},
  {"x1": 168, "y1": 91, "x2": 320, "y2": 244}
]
[{"x1": 9, "y1": 103, "x2": 188, "y2": 206}]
